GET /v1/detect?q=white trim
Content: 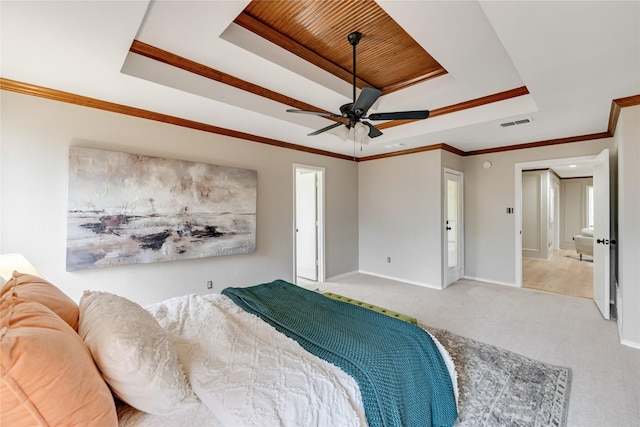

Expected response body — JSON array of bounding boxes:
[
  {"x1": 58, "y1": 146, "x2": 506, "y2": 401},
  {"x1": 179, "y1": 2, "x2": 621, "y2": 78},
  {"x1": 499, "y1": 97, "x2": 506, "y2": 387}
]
[
  {"x1": 620, "y1": 339, "x2": 640, "y2": 350},
  {"x1": 444, "y1": 168, "x2": 464, "y2": 287},
  {"x1": 325, "y1": 270, "x2": 360, "y2": 282},
  {"x1": 358, "y1": 270, "x2": 442, "y2": 290},
  {"x1": 463, "y1": 275, "x2": 518, "y2": 288},
  {"x1": 293, "y1": 164, "x2": 326, "y2": 284},
  {"x1": 514, "y1": 155, "x2": 596, "y2": 287}
]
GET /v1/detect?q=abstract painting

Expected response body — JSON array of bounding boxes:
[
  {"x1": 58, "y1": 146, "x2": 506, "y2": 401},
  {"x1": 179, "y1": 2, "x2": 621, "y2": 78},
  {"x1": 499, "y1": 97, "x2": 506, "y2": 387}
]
[{"x1": 66, "y1": 147, "x2": 257, "y2": 271}]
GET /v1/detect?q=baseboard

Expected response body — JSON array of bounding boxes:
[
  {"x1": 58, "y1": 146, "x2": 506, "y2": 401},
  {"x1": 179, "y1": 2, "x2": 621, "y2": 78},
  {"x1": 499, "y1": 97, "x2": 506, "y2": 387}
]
[
  {"x1": 329, "y1": 271, "x2": 519, "y2": 291},
  {"x1": 325, "y1": 270, "x2": 360, "y2": 282},
  {"x1": 463, "y1": 275, "x2": 519, "y2": 288},
  {"x1": 620, "y1": 338, "x2": 640, "y2": 350},
  {"x1": 358, "y1": 270, "x2": 442, "y2": 290}
]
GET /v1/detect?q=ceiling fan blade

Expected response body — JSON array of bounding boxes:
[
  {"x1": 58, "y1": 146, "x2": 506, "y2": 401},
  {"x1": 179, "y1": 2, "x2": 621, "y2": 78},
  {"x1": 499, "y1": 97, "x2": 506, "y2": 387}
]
[
  {"x1": 286, "y1": 109, "x2": 342, "y2": 118},
  {"x1": 362, "y1": 121, "x2": 383, "y2": 138},
  {"x1": 368, "y1": 110, "x2": 430, "y2": 121},
  {"x1": 352, "y1": 87, "x2": 383, "y2": 116},
  {"x1": 307, "y1": 121, "x2": 344, "y2": 136}
]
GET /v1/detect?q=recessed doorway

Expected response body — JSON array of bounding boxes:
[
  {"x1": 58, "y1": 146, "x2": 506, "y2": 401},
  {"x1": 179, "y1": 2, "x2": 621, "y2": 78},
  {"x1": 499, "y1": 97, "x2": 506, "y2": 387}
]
[{"x1": 515, "y1": 151, "x2": 611, "y2": 319}]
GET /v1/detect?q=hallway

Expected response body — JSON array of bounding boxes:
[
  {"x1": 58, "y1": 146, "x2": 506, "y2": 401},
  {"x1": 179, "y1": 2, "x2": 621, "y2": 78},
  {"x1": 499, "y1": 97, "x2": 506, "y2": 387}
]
[{"x1": 522, "y1": 249, "x2": 593, "y2": 298}]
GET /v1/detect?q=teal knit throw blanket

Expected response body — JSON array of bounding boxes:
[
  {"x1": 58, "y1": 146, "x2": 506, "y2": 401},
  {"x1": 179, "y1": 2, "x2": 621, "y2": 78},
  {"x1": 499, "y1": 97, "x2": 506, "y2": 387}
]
[{"x1": 222, "y1": 280, "x2": 458, "y2": 427}]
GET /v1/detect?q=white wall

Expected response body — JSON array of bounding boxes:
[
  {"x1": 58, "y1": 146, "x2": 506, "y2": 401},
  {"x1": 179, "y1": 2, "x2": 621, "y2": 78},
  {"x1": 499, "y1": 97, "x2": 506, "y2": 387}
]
[
  {"x1": 3, "y1": 89, "x2": 637, "y2": 347},
  {"x1": 462, "y1": 139, "x2": 612, "y2": 285},
  {"x1": 615, "y1": 105, "x2": 640, "y2": 348},
  {"x1": 0, "y1": 92, "x2": 359, "y2": 305},
  {"x1": 358, "y1": 150, "x2": 444, "y2": 288}
]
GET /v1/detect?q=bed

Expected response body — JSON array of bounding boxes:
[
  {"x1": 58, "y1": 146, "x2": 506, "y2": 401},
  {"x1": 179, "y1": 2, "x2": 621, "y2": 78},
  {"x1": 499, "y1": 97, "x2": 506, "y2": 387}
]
[{"x1": 1, "y1": 268, "x2": 459, "y2": 427}]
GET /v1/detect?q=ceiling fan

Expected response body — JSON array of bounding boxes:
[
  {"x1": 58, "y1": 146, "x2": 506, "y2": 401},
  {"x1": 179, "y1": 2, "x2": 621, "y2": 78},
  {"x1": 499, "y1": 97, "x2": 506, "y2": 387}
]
[{"x1": 286, "y1": 31, "x2": 430, "y2": 141}]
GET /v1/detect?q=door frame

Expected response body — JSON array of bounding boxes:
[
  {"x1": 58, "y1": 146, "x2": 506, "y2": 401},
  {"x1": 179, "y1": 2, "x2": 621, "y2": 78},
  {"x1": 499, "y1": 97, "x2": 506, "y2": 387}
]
[
  {"x1": 444, "y1": 168, "x2": 464, "y2": 287},
  {"x1": 592, "y1": 149, "x2": 610, "y2": 319},
  {"x1": 514, "y1": 154, "x2": 597, "y2": 286},
  {"x1": 293, "y1": 164, "x2": 325, "y2": 284}
]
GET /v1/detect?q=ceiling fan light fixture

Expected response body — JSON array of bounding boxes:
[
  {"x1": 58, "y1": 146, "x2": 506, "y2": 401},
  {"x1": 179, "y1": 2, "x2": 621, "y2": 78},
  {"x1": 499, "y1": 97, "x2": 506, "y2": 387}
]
[
  {"x1": 337, "y1": 124, "x2": 351, "y2": 141},
  {"x1": 286, "y1": 32, "x2": 430, "y2": 141},
  {"x1": 354, "y1": 122, "x2": 368, "y2": 144}
]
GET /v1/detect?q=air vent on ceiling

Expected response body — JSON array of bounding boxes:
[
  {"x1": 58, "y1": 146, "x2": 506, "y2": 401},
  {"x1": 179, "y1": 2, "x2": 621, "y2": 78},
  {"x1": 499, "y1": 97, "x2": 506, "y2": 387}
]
[{"x1": 500, "y1": 118, "x2": 533, "y2": 128}]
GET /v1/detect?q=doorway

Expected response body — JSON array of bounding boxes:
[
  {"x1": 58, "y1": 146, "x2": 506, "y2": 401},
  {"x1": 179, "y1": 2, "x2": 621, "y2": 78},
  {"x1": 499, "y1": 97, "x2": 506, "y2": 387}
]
[
  {"x1": 515, "y1": 151, "x2": 611, "y2": 319},
  {"x1": 444, "y1": 168, "x2": 464, "y2": 286},
  {"x1": 294, "y1": 165, "x2": 325, "y2": 285}
]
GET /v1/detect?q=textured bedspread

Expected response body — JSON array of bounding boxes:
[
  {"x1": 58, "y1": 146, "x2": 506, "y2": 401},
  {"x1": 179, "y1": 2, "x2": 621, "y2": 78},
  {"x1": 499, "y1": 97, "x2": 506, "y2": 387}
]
[
  {"x1": 223, "y1": 280, "x2": 458, "y2": 427},
  {"x1": 118, "y1": 286, "x2": 458, "y2": 427},
  {"x1": 122, "y1": 292, "x2": 368, "y2": 426}
]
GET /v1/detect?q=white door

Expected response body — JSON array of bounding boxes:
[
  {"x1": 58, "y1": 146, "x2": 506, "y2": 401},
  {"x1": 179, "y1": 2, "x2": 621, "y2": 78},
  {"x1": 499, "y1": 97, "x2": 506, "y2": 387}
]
[
  {"x1": 593, "y1": 149, "x2": 610, "y2": 319},
  {"x1": 444, "y1": 169, "x2": 464, "y2": 286},
  {"x1": 295, "y1": 169, "x2": 318, "y2": 281}
]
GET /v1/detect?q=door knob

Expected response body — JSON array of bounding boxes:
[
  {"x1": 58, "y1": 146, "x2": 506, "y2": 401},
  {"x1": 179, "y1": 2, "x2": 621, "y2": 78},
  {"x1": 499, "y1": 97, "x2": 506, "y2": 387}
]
[
  {"x1": 446, "y1": 227, "x2": 452, "y2": 230},
  {"x1": 596, "y1": 238, "x2": 609, "y2": 245}
]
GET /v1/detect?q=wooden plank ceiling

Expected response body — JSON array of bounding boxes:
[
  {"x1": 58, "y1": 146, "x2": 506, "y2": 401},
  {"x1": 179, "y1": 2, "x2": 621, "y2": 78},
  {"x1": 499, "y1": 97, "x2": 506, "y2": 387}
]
[{"x1": 234, "y1": 0, "x2": 447, "y2": 94}]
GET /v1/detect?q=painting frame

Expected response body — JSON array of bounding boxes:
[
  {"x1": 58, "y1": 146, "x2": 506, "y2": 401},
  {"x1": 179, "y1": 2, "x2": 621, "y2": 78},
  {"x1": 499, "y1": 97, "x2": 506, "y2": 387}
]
[{"x1": 66, "y1": 147, "x2": 257, "y2": 271}]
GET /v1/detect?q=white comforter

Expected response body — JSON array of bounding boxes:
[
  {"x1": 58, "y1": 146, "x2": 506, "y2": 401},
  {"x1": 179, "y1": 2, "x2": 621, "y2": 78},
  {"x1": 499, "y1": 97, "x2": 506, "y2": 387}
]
[{"x1": 118, "y1": 293, "x2": 457, "y2": 426}]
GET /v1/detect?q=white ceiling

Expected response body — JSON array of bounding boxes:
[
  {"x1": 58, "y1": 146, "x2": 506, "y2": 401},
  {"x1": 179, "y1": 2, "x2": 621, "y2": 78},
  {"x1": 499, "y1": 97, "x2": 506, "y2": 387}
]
[{"x1": 1, "y1": 1, "x2": 638, "y2": 159}]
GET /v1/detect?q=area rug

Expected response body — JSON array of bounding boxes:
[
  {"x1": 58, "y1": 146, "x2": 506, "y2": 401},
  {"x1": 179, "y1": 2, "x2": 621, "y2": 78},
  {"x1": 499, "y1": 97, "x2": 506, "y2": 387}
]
[{"x1": 427, "y1": 327, "x2": 571, "y2": 427}]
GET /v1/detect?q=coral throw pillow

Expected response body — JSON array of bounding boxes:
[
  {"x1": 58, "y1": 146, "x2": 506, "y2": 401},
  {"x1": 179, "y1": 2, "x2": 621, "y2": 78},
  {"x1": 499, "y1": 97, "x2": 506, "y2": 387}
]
[
  {"x1": 1, "y1": 272, "x2": 79, "y2": 330},
  {"x1": 0, "y1": 293, "x2": 117, "y2": 426}
]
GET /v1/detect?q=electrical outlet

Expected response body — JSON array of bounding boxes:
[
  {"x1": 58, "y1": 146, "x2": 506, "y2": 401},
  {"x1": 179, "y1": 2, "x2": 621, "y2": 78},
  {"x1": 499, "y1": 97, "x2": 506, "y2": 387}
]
[
  {"x1": 207, "y1": 280, "x2": 213, "y2": 289},
  {"x1": 387, "y1": 257, "x2": 391, "y2": 263}
]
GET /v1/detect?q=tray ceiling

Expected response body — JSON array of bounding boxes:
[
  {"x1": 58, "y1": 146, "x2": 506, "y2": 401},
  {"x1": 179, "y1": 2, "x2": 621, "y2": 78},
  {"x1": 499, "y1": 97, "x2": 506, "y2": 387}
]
[
  {"x1": 235, "y1": 0, "x2": 446, "y2": 94},
  {"x1": 1, "y1": 1, "x2": 638, "y2": 159}
]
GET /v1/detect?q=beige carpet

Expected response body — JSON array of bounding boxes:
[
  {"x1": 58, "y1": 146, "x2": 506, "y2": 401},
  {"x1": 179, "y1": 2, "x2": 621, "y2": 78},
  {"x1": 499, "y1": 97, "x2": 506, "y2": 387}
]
[
  {"x1": 523, "y1": 249, "x2": 593, "y2": 298},
  {"x1": 314, "y1": 273, "x2": 640, "y2": 427}
]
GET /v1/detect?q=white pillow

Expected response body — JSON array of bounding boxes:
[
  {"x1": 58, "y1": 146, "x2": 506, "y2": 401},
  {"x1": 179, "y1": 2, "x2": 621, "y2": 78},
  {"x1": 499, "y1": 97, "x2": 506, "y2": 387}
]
[{"x1": 79, "y1": 291, "x2": 197, "y2": 415}]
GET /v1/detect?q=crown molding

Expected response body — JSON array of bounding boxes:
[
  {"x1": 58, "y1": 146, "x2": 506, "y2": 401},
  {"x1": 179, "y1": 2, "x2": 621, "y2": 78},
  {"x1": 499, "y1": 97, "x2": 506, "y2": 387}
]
[
  {"x1": 608, "y1": 94, "x2": 640, "y2": 136},
  {"x1": 462, "y1": 132, "x2": 612, "y2": 157},
  {"x1": 2, "y1": 77, "x2": 638, "y2": 163},
  {"x1": 0, "y1": 77, "x2": 354, "y2": 161}
]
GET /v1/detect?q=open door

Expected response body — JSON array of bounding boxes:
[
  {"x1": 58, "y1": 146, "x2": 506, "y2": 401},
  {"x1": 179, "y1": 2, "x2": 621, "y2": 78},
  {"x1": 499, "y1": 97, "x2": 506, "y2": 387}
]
[
  {"x1": 295, "y1": 169, "x2": 318, "y2": 281},
  {"x1": 593, "y1": 149, "x2": 610, "y2": 319},
  {"x1": 294, "y1": 165, "x2": 325, "y2": 284},
  {"x1": 444, "y1": 169, "x2": 464, "y2": 286}
]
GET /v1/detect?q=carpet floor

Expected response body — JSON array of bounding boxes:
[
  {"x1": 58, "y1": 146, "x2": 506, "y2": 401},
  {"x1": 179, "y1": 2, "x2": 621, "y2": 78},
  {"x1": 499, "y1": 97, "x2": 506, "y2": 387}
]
[{"x1": 313, "y1": 273, "x2": 640, "y2": 427}]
